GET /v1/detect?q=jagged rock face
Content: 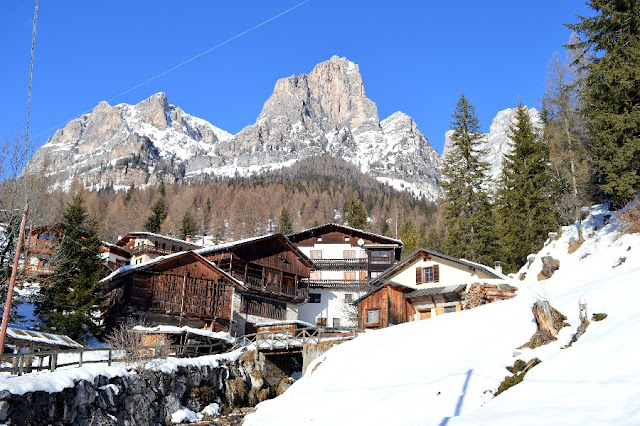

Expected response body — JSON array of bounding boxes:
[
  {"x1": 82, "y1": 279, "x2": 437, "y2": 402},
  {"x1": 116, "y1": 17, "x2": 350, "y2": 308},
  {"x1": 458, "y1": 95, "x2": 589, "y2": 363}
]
[
  {"x1": 25, "y1": 56, "x2": 444, "y2": 200},
  {"x1": 443, "y1": 106, "x2": 543, "y2": 190},
  {"x1": 25, "y1": 93, "x2": 232, "y2": 190}
]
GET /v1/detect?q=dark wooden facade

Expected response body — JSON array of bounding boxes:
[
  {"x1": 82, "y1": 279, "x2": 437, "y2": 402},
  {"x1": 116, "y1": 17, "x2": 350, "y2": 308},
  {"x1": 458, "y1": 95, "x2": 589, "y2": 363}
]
[
  {"x1": 198, "y1": 234, "x2": 312, "y2": 303},
  {"x1": 357, "y1": 284, "x2": 415, "y2": 329},
  {"x1": 106, "y1": 252, "x2": 242, "y2": 331}
]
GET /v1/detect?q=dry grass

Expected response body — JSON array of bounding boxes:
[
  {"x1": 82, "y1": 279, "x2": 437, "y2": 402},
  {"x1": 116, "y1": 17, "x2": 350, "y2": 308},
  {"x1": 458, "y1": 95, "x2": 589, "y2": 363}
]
[
  {"x1": 105, "y1": 318, "x2": 171, "y2": 371},
  {"x1": 620, "y1": 204, "x2": 640, "y2": 234},
  {"x1": 568, "y1": 237, "x2": 585, "y2": 254}
]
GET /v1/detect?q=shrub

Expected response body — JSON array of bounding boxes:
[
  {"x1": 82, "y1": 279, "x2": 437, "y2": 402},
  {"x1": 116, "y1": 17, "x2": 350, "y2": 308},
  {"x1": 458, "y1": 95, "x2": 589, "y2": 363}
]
[{"x1": 620, "y1": 204, "x2": 640, "y2": 234}]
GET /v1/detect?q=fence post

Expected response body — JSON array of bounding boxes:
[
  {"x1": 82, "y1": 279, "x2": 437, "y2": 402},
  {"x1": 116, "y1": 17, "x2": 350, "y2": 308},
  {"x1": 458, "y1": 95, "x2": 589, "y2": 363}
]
[
  {"x1": 51, "y1": 350, "x2": 57, "y2": 372},
  {"x1": 78, "y1": 349, "x2": 83, "y2": 367},
  {"x1": 108, "y1": 348, "x2": 112, "y2": 366},
  {"x1": 18, "y1": 354, "x2": 24, "y2": 376}
]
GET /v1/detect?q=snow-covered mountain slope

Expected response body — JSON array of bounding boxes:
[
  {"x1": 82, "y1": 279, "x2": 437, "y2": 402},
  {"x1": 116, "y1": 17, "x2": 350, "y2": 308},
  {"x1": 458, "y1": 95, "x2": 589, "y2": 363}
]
[
  {"x1": 443, "y1": 106, "x2": 543, "y2": 190},
  {"x1": 25, "y1": 92, "x2": 232, "y2": 191},
  {"x1": 24, "y1": 57, "x2": 444, "y2": 201},
  {"x1": 244, "y1": 205, "x2": 640, "y2": 425}
]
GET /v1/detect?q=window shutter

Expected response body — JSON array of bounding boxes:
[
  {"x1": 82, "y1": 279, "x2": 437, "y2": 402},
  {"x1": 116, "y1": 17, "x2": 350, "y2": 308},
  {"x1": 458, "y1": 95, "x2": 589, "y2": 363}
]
[
  {"x1": 433, "y1": 265, "x2": 440, "y2": 282},
  {"x1": 416, "y1": 267, "x2": 424, "y2": 284}
]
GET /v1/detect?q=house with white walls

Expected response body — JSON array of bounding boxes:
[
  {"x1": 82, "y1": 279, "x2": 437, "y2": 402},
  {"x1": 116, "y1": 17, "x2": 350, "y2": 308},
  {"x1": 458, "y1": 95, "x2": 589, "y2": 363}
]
[{"x1": 288, "y1": 224, "x2": 403, "y2": 328}]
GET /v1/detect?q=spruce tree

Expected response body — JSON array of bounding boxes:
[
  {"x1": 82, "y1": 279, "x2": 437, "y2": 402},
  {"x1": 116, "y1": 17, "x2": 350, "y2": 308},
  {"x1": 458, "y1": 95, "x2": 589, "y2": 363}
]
[
  {"x1": 343, "y1": 196, "x2": 368, "y2": 230},
  {"x1": 145, "y1": 195, "x2": 167, "y2": 233},
  {"x1": 277, "y1": 207, "x2": 293, "y2": 234},
  {"x1": 496, "y1": 103, "x2": 558, "y2": 273},
  {"x1": 442, "y1": 94, "x2": 499, "y2": 265},
  {"x1": 568, "y1": 1, "x2": 640, "y2": 208},
  {"x1": 180, "y1": 210, "x2": 197, "y2": 240},
  {"x1": 34, "y1": 193, "x2": 106, "y2": 342}
]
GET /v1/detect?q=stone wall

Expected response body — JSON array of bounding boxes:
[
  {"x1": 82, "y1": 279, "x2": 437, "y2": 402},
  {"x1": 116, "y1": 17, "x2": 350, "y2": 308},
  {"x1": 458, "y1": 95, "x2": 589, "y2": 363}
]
[{"x1": 0, "y1": 350, "x2": 291, "y2": 425}]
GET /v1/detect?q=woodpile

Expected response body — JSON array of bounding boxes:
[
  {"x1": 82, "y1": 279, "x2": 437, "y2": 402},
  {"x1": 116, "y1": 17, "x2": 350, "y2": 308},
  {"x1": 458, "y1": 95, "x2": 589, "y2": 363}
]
[{"x1": 465, "y1": 283, "x2": 517, "y2": 309}]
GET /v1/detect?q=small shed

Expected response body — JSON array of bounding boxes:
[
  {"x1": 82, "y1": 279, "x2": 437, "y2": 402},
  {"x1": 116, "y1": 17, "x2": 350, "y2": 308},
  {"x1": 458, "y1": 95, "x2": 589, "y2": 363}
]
[{"x1": 3, "y1": 327, "x2": 83, "y2": 352}]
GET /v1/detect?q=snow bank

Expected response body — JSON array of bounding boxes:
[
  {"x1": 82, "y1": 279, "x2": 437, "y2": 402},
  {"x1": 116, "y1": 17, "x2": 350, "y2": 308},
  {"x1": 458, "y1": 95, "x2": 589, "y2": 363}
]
[{"x1": 244, "y1": 205, "x2": 640, "y2": 425}]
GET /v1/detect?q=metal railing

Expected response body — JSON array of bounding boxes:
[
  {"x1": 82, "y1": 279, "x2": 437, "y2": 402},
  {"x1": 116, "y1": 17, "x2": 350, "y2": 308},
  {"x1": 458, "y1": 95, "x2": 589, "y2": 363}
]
[{"x1": 307, "y1": 279, "x2": 369, "y2": 289}]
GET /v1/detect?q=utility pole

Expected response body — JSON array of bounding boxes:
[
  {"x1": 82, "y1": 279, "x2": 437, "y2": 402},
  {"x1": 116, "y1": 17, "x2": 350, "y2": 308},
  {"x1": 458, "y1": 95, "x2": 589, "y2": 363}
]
[{"x1": 0, "y1": 205, "x2": 29, "y2": 351}]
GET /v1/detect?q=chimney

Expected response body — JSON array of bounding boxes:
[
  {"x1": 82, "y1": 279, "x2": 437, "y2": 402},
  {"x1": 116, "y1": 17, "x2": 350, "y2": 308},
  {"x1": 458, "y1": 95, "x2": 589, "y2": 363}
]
[
  {"x1": 185, "y1": 235, "x2": 193, "y2": 243},
  {"x1": 494, "y1": 261, "x2": 502, "y2": 275}
]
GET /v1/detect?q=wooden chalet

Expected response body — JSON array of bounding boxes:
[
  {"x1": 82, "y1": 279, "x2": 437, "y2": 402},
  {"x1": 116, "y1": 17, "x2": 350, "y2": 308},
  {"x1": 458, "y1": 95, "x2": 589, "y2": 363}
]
[
  {"x1": 104, "y1": 251, "x2": 244, "y2": 332},
  {"x1": 355, "y1": 249, "x2": 505, "y2": 329},
  {"x1": 288, "y1": 223, "x2": 403, "y2": 327},
  {"x1": 23, "y1": 225, "x2": 61, "y2": 276},
  {"x1": 196, "y1": 233, "x2": 313, "y2": 335},
  {"x1": 100, "y1": 241, "x2": 131, "y2": 271},
  {"x1": 115, "y1": 232, "x2": 203, "y2": 265}
]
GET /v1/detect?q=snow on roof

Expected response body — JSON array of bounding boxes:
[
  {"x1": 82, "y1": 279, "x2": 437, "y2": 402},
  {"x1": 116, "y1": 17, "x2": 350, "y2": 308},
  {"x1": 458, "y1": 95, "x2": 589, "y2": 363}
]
[
  {"x1": 404, "y1": 284, "x2": 467, "y2": 299},
  {"x1": 100, "y1": 251, "x2": 244, "y2": 289},
  {"x1": 5, "y1": 327, "x2": 83, "y2": 348},
  {"x1": 195, "y1": 233, "x2": 271, "y2": 254},
  {"x1": 131, "y1": 325, "x2": 234, "y2": 343},
  {"x1": 119, "y1": 231, "x2": 202, "y2": 248},
  {"x1": 288, "y1": 222, "x2": 403, "y2": 245}
]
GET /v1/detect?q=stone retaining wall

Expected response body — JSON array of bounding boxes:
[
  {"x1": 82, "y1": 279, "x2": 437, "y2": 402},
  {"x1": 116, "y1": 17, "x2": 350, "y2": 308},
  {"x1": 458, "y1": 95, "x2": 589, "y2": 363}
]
[{"x1": 0, "y1": 349, "x2": 288, "y2": 425}]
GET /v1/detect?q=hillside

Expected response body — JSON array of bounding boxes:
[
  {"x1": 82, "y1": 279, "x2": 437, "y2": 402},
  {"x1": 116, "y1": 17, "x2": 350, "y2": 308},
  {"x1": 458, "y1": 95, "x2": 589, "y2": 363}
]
[{"x1": 243, "y1": 204, "x2": 640, "y2": 425}]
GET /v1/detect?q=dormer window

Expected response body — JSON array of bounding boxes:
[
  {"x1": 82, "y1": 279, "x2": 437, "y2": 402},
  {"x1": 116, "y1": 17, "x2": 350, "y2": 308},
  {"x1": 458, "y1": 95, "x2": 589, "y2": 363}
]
[{"x1": 317, "y1": 237, "x2": 322, "y2": 242}]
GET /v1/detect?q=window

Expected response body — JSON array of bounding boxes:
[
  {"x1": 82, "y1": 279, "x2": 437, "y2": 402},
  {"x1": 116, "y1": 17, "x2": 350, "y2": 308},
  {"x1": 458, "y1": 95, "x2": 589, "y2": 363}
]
[
  {"x1": 317, "y1": 317, "x2": 327, "y2": 326},
  {"x1": 343, "y1": 250, "x2": 356, "y2": 259},
  {"x1": 444, "y1": 306, "x2": 457, "y2": 314},
  {"x1": 416, "y1": 265, "x2": 440, "y2": 284},
  {"x1": 344, "y1": 293, "x2": 353, "y2": 303},
  {"x1": 344, "y1": 236, "x2": 350, "y2": 242},
  {"x1": 310, "y1": 250, "x2": 322, "y2": 260},
  {"x1": 317, "y1": 237, "x2": 323, "y2": 242},
  {"x1": 310, "y1": 271, "x2": 322, "y2": 280},
  {"x1": 370, "y1": 271, "x2": 382, "y2": 278},
  {"x1": 333, "y1": 318, "x2": 341, "y2": 327},
  {"x1": 367, "y1": 309, "x2": 380, "y2": 324},
  {"x1": 309, "y1": 293, "x2": 321, "y2": 303}
]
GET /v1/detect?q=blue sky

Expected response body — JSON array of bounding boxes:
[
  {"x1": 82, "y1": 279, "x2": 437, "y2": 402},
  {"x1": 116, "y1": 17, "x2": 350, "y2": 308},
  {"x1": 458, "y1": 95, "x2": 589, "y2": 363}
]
[{"x1": 1, "y1": 1, "x2": 590, "y2": 156}]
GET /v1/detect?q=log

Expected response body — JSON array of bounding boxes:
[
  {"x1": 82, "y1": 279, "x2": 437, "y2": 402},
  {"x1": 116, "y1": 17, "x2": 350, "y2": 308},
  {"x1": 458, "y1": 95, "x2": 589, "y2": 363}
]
[{"x1": 533, "y1": 300, "x2": 560, "y2": 337}]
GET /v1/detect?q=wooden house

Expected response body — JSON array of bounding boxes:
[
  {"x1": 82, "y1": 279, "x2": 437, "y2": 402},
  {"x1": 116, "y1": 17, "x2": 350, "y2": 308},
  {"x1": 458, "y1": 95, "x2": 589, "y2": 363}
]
[
  {"x1": 115, "y1": 232, "x2": 203, "y2": 265},
  {"x1": 99, "y1": 241, "x2": 131, "y2": 271},
  {"x1": 196, "y1": 233, "x2": 313, "y2": 335},
  {"x1": 23, "y1": 225, "x2": 61, "y2": 276},
  {"x1": 103, "y1": 251, "x2": 244, "y2": 332},
  {"x1": 288, "y1": 223, "x2": 402, "y2": 328},
  {"x1": 355, "y1": 249, "x2": 505, "y2": 329}
]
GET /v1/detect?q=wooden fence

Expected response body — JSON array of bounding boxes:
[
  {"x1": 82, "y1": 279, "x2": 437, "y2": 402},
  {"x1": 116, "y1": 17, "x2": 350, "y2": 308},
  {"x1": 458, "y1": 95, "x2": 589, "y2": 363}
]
[
  {"x1": 0, "y1": 341, "x2": 228, "y2": 376},
  {"x1": 239, "y1": 327, "x2": 357, "y2": 352}
]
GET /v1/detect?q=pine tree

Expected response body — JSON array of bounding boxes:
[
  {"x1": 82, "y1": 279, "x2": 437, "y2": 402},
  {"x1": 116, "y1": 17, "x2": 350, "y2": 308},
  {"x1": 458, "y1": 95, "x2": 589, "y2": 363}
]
[
  {"x1": 180, "y1": 210, "x2": 197, "y2": 240},
  {"x1": 343, "y1": 196, "x2": 368, "y2": 230},
  {"x1": 567, "y1": 1, "x2": 640, "y2": 208},
  {"x1": 442, "y1": 94, "x2": 499, "y2": 265},
  {"x1": 0, "y1": 213, "x2": 24, "y2": 323},
  {"x1": 496, "y1": 103, "x2": 558, "y2": 273},
  {"x1": 34, "y1": 193, "x2": 106, "y2": 342},
  {"x1": 277, "y1": 207, "x2": 293, "y2": 234},
  {"x1": 145, "y1": 195, "x2": 168, "y2": 233},
  {"x1": 399, "y1": 218, "x2": 419, "y2": 257}
]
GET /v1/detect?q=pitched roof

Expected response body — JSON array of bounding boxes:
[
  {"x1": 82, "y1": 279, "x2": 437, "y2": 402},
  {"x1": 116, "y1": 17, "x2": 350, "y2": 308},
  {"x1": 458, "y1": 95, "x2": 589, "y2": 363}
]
[
  {"x1": 100, "y1": 250, "x2": 245, "y2": 289},
  {"x1": 115, "y1": 232, "x2": 202, "y2": 249},
  {"x1": 196, "y1": 233, "x2": 314, "y2": 268},
  {"x1": 5, "y1": 327, "x2": 83, "y2": 348},
  {"x1": 287, "y1": 223, "x2": 403, "y2": 246},
  {"x1": 353, "y1": 281, "x2": 415, "y2": 304},
  {"x1": 404, "y1": 284, "x2": 467, "y2": 299},
  {"x1": 368, "y1": 248, "x2": 505, "y2": 288}
]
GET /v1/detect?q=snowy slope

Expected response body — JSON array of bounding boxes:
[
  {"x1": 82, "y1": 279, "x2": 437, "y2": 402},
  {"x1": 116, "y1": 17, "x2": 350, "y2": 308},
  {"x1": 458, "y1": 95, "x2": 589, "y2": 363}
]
[{"x1": 244, "y1": 204, "x2": 640, "y2": 425}]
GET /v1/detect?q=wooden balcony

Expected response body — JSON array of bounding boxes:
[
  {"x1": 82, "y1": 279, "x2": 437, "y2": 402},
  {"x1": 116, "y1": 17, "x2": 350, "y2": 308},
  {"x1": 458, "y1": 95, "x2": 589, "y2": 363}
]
[
  {"x1": 129, "y1": 244, "x2": 174, "y2": 256},
  {"x1": 312, "y1": 258, "x2": 368, "y2": 270},
  {"x1": 26, "y1": 239, "x2": 53, "y2": 254},
  {"x1": 232, "y1": 271, "x2": 307, "y2": 301}
]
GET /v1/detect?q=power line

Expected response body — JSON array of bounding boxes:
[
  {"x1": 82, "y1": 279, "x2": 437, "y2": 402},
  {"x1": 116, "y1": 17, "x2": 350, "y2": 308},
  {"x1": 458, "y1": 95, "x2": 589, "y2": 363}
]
[
  {"x1": 24, "y1": 0, "x2": 39, "y2": 168},
  {"x1": 31, "y1": 0, "x2": 312, "y2": 142}
]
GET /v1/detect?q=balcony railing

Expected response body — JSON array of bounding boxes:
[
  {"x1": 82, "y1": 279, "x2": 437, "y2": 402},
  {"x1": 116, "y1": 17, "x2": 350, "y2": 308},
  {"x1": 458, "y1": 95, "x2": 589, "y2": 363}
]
[
  {"x1": 129, "y1": 244, "x2": 175, "y2": 256},
  {"x1": 312, "y1": 258, "x2": 368, "y2": 270},
  {"x1": 231, "y1": 272, "x2": 306, "y2": 300},
  {"x1": 307, "y1": 279, "x2": 369, "y2": 289}
]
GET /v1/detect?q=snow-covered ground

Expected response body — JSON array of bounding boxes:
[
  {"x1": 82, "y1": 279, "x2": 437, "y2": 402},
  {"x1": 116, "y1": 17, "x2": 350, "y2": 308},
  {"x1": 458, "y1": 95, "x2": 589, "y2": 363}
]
[{"x1": 244, "y1": 204, "x2": 640, "y2": 425}]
